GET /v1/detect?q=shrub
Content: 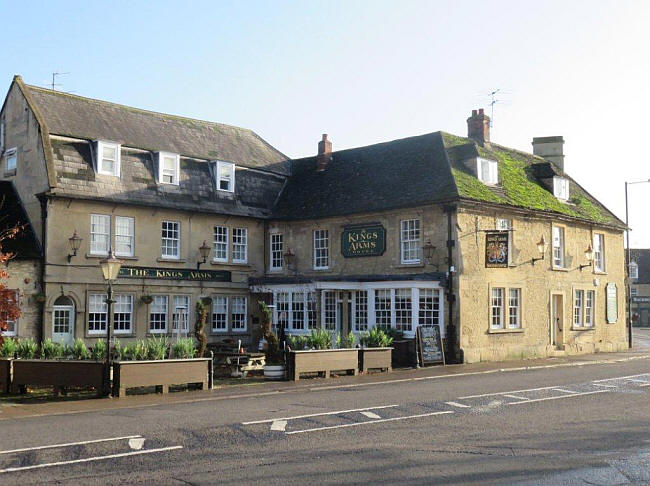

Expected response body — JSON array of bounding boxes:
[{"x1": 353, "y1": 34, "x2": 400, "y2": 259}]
[
  {"x1": 146, "y1": 336, "x2": 168, "y2": 360},
  {"x1": 112, "y1": 339, "x2": 124, "y2": 360},
  {"x1": 287, "y1": 334, "x2": 309, "y2": 351},
  {"x1": 307, "y1": 328, "x2": 333, "y2": 350},
  {"x1": 194, "y1": 300, "x2": 208, "y2": 358},
  {"x1": 0, "y1": 337, "x2": 16, "y2": 358},
  {"x1": 121, "y1": 344, "x2": 135, "y2": 361},
  {"x1": 171, "y1": 337, "x2": 197, "y2": 359},
  {"x1": 265, "y1": 332, "x2": 284, "y2": 365},
  {"x1": 337, "y1": 331, "x2": 356, "y2": 349},
  {"x1": 134, "y1": 340, "x2": 148, "y2": 360},
  {"x1": 91, "y1": 340, "x2": 106, "y2": 361},
  {"x1": 40, "y1": 338, "x2": 64, "y2": 359},
  {"x1": 360, "y1": 328, "x2": 394, "y2": 348},
  {"x1": 16, "y1": 338, "x2": 38, "y2": 359},
  {"x1": 71, "y1": 338, "x2": 90, "y2": 360}
]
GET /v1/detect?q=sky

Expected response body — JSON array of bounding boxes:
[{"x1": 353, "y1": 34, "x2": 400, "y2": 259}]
[{"x1": 2, "y1": 0, "x2": 649, "y2": 246}]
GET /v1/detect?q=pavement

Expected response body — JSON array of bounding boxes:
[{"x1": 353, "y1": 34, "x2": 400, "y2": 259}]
[
  {"x1": 2, "y1": 329, "x2": 650, "y2": 421},
  {"x1": 1, "y1": 333, "x2": 650, "y2": 484}
]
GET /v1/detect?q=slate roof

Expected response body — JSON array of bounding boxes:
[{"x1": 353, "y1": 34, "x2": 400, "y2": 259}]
[
  {"x1": 273, "y1": 132, "x2": 457, "y2": 220},
  {"x1": 49, "y1": 139, "x2": 285, "y2": 218},
  {"x1": 273, "y1": 131, "x2": 624, "y2": 229},
  {"x1": 0, "y1": 181, "x2": 41, "y2": 259},
  {"x1": 629, "y1": 249, "x2": 650, "y2": 285},
  {"x1": 25, "y1": 84, "x2": 290, "y2": 176}
]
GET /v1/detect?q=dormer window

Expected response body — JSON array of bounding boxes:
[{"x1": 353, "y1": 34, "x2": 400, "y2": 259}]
[
  {"x1": 477, "y1": 157, "x2": 498, "y2": 185},
  {"x1": 216, "y1": 161, "x2": 235, "y2": 192},
  {"x1": 96, "y1": 141, "x2": 121, "y2": 177},
  {"x1": 157, "y1": 152, "x2": 180, "y2": 185},
  {"x1": 553, "y1": 176, "x2": 569, "y2": 200},
  {"x1": 629, "y1": 261, "x2": 639, "y2": 279}
]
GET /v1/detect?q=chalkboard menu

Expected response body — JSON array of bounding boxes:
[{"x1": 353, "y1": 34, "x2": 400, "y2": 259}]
[{"x1": 417, "y1": 325, "x2": 445, "y2": 366}]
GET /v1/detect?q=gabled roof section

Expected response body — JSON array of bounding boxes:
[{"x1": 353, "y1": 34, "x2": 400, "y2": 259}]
[
  {"x1": 629, "y1": 249, "x2": 650, "y2": 284},
  {"x1": 441, "y1": 132, "x2": 624, "y2": 228},
  {"x1": 24, "y1": 83, "x2": 290, "y2": 175},
  {"x1": 0, "y1": 181, "x2": 42, "y2": 259},
  {"x1": 272, "y1": 132, "x2": 457, "y2": 220}
]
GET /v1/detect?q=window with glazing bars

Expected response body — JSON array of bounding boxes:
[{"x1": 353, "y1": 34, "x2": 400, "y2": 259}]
[
  {"x1": 90, "y1": 214, "x2": 110, "y2": 255},
  {"x1": 395, "y1": 288, "x2": 412, "y2": 331},
  {"x1": 231, "y1": 297, "x2": 247, "y2": 330},
  {"x1": 115, "y1": 216, "x2": 134, "y2": 257},
  {"x1": 307, "y1": 292, "x2": 317, "y2": 329},
  {"x1": 375, "y1": 289, "x2": 391, "y2": 330},
  {"x1": 275, "y1": 292, "x2": 289, "y2": 330},
  {"x1": 491, "y1": 288, "x2": 505, "y2": 328},
  {"x1": 232, "y1": 228, "x2": 247, "y2": 263},
  {"x1": 418, "y1": 288, "x2": 440, "y2": 326},
  {"x1": 574, "y1": 290, "x2": 584, "y2": 326},
  {"x1": 212, "y1": 296, "x2": 228, "y2": 332},
  {"x1": 161, "y1": 221, "x2": 180, "y2": 258},
  {"x1": 172, "y1": 296, "x2": 190, "y2": 333},
  {"x1": 400, "y1": 219, "x2": 421, "y2": 263},
  {"x1": 508, "y1": 289, "x2": 521, "y2": 329},
  {"x1": 113, "y1": 294, "x2": 133, "y2": 334},
  {"x1": 213, "y1": 226, "x2": 228, "y2": 262},
  {"x1": 270, "y1": 234, "x2": 283, "y2": 270},
  {"x1": 313, "y1": 230, "x2": 329, "y2": 269},
  {"x1": 291, "y1": 292, "x2": 305, "y2": 330},
  {"x1": 149, "y1": 295, "x2": 168, "y2": 333},
  {"x1": 323, "y1": 291, "x2": 337, "y2": 331},
  {"x1": 88, "y1": 293, "x2": 108, "y2": 333},
  {"x1": 353, "y1": 290, "x2": 368, "y2": 332}
]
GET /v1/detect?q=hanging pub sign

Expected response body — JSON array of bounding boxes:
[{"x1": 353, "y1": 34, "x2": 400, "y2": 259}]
[
  {"x1": 341, "y1": 223, "x2": 386, "y2": 258},
  {"x1": 485, "y1": 231, "x2": 509, "y2": 268},
  {"x1": 606, "y1": 283, "x2": 618, "y2": 324},
  {"x1": 119, "y1": 266, "x2": 231, "y2": 282}
]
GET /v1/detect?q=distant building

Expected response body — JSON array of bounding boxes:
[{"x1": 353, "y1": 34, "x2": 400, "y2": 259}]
[
  {"x1": 628, "y1": 249, "x2": 650, "y2": 327},
  {"x1": 0, "y1": 76, "x2": 629, "y2": 362}
]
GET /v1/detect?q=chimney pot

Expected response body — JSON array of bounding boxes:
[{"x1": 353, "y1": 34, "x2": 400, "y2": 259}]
[
  {"x1": 317, "y1": 133, "x2": 333, "y2": 171},
  {"x1": 467, "y1": 108, "x2": 490, "y2": 146}
]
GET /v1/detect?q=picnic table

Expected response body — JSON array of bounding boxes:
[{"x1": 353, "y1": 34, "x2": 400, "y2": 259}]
[{"x1": 213, "y1": 351, "x2": 266, "y2": 378}]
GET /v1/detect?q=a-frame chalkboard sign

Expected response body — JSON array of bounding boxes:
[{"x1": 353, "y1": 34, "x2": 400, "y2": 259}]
[{"x1": 417, "y1": 325, "x2": 445, "y2": 366}]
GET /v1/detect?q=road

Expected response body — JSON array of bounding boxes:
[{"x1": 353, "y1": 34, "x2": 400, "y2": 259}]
[{"x1": 2, "y1": 356, "x2": 650, "y2": 485}]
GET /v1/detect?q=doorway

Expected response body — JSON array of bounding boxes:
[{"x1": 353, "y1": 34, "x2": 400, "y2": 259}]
[
  {"x1": 52, "y1": 296, "x2": 75, "y2": 346},
  {"x1": 551, "y1": 294, "x2": 564, "y2": 348}
]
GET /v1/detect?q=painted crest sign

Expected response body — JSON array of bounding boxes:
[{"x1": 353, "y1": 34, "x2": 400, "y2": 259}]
[{"x1": 485, "y1": 231, "x2": 509, "y2": 268}]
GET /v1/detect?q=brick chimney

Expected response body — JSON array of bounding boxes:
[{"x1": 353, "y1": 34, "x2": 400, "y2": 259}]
[
  {"x1": 467, "y1": 108, "x2": 490, "y2": 146},
  {"x1": 532, "y1": 136, "x2": 565, "y2": 170},
  {"x1": 316, "y1": 134, "x2": 332, "y2": 171}
]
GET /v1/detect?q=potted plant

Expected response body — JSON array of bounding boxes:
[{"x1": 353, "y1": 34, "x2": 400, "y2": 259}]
[
  {"x1": 287, "y1": 329, "x2": 359, "y2": 381},
  {"x1": 359, "y1": 328, "x2": 394, "y2": 373},
  {"x1": 260, "y1": 301, "x2": 284, "y2": 380}
]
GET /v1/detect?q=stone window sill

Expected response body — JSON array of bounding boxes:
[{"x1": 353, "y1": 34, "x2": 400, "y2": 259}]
[
  {"x1": 552, "y1": 266, "x2": 569, "y2": 272},
  {"x1": 210, "y1": 261, "x2": 251, "y2": 269},
  {"x1": 488, "y1": 328, "x2": 524, "y2": 334},
  {"x1": 156, "y1": 257, "x2": 187, "y2": 263},
  {"x1": 397, "y1": 263, "x2": 425, "y2": 269},
  {"x1": 570, "y1": 326, "x2": 595, "y2": 332},
  {"x1": 3, "y1": 169, "x2": 16, "y2": 177},
  {"x1": 86, "y1": 254, "x2": 138, "y2": 261}
]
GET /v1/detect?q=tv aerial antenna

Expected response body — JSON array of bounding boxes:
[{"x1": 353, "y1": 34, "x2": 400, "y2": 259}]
[{"x1": 50, "y1": 71, "x2": 70, "y2": 91}]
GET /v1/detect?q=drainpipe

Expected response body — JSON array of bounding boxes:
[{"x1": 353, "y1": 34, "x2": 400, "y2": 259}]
[
  {"x1": 37, "y1": 195, "x2": 47, "y2": 344},
  {"x1": 444, "y1": 205, "x2": 458, "y2": 363}
]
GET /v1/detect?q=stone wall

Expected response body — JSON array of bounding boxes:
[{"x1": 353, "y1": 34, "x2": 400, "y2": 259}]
[{"x1": 2, "y1": 258, "x2": 42, "y2": 340}]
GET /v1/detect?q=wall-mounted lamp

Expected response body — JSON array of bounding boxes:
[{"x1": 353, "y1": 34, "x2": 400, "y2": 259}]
[
  {"x1": 579, "y1": 244, "x2": 594, "y2": 271},
  {"x1": 197, "y1": 240, "x2": 211, "y2": 269},
  {"x1": 531, "y1": 235, "x2": 547, "y2": 265},
  {"x1": 422, "y1": 240, "x2": 436, "y2": 265},
  {"x1": 283, "y1": 248, "x2": 296, "y2": 267},
  {"x1": 67, "y1": 230, "x2": 83, "y2": 262}
]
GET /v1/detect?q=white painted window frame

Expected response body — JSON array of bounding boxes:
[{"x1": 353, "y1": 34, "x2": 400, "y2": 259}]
[
  {"x1": 216, "y1": 160, "x2": 235, "y2": 193},
  {"x1": 593, "y1": 233, "x2": 605, "y2": 272},
  {"x1": 90, "y1": 214, "x2": 110, "y2": 256},
  {"x1": 232, "y1": 227, "x2": 247, "y2": 263},
  {"x1": 211, "y1": 296, "x2": 229, "y2": 333},
  {"x1": 213, "y1": 226, "x2": 229, "y2": 263},
  {"x1": 5, "y1": 147, "x2": 16, "y2": 171},
  {"x1": 88, "y1": 293, "x2": 108, "y2": 335},
  {"x1": 161, "y1": 220, "x2": 180, "y2": 259},
  {"x1": 0, "y1": 289, "x2": 18, "y2": 336},
  {"x1": 157, "y1": 151, "x2": 180, "y2": 185},
  {"x1": 113, "y1": 294, "x2": 134, "y2": 335},
  {"x1": 96, "y1": 140, "x2": 121, "y2": 177},
  {"x1": 149, "y1": 295, "x2": 169, "y2": 334},
  {"x1": 270, "y1": 233, "x2": 283, "y2": 271},
  {"x1": 630, "y1": 262, "x2": 639, "y2": 279},
  {"x1": 400, "y1": 219, "x2": 421, "y2": 264},
  {"x1": 172, "y1": 295, "x2": 191, "y2": 334},
  {"x1": 271, "y1": 290, "x2": 318, "y2": 334},
  {"x1": 477, "y1": 157, "x2": 498, "y2": 185},
  {"x1": 573, "y1": 288, "x2": 595, "y2": 328},
  {"x1": 552, "y1": 226, "x2": 565, "y2": 269},
  {"x1": 313, "y1": 229, "x2": 329, "y2": 270},
  {"x1": 114, "y1": 216, "x2": 135, "y2": 257},
  {"x1": 553, "y1": 176, "x2": 569, "y2": 201},
  {"x1": 231, "y1": 296, "x2": 247, "y2": 332}
]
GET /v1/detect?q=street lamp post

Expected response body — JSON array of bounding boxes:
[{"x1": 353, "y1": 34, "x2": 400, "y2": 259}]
[
  {"x1": 625, "y1": 179, "x2": 650, "y2": 349},
  {"x1": 99, "y1": 250, "x2": 124, "y2": 397}
]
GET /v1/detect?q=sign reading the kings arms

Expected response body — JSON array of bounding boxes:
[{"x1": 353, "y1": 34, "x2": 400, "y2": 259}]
[
  {"x1": 485, "y1": 231, "x2": 509, "y2": 268},
  {"x1": 119, "y1": 266, "x2": 231, "y2": 282},
  {"x1": 341, "y1": 224, "x2": 386, "y2": 258}
]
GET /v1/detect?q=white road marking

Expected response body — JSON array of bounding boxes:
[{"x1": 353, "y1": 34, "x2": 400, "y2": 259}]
[
  {"x1": 503, "y1": 394, "x2": 530, "y2": 401},
  {"x1": 360, "y1": 411, "x2": 381, "y2": 419},
  {"x1": 626, "y1": 379, "x2": 650, "y2": 383},
  {"x1": 593, "y1": 373, "x2": 650, "y2": 382},
  {"x1": 270, "y1": 420, "x2": 287, "y2": 432},
  {"x1": 0, "y1": 435, "x2": 143, "y2": 455},
  {"x1": 459, "y1": 385, "x2": 560, "y2": 399},
  {"x1": 553, "y1": 388, "x2": 578, "y2": 394},
  {"x1": 128, "y1": 438, "x2": 145, "y2": 450},
  {"x1": 639, "y1": 383, "x2": 650, "y2": 387},
  {"x1": 0, "y1": 446, "x2": 183, "y2": 474},
  {"x1": 286, "y1": 411, "x2": 454, "y2": 435},
  {"x1": 445, "y1": 401, "x2": 471, "y2": 408},
  {"x1": 507, "y1": 389, "x2": 609, "y2": 405},
  {"x1": 241, "y1": 404, "x2": 399, "y2": 425},
  {"x1": 593, "y1": 383, "x2": 617, "y2": 388}
]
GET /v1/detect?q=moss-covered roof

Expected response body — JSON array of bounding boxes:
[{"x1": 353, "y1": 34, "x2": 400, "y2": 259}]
[{"x1": 441, "y1": 132, "x2": 622, "y2": 227}]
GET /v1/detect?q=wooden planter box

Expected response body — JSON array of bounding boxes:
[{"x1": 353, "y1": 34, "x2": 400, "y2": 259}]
[
  {"x1": 12, "y1": 360, "x2": 104, "y2": 392},
  {"x1": 288, "y1": 349, "x2": 358, "y2": 381},
  {"x1": 112, "y1": 358, "x2": 211, "y2": 397},
  {"x1": 0, "y1": 359, "x2": 11, "y2": 394},
  {"x1": 359, "y1": 347, "x2": 393, "y2": 373}
]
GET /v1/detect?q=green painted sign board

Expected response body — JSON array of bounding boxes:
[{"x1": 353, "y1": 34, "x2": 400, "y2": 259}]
[
  {"x1": 606, "y1": 283, "x2": 617, "y2": 324},
  {"x1": 119, "y1": 266, "x2": 231, "y2": 282},
  {"x1": 341, "y1": 224, "x2": 386, "y2": 258}
]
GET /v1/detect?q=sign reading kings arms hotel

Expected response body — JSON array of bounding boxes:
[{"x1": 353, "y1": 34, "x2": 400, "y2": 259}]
[
  {"x1": 119, "y1": 266, "x2": 231, "y2": 282},
  {"x1": 341, "y1": 224, "x2": 386, "y2": 258}
]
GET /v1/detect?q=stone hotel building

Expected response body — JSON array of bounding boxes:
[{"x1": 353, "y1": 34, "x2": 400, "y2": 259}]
[{"x1": 0, "y1": 76, "x2": 628, "y2": 363}]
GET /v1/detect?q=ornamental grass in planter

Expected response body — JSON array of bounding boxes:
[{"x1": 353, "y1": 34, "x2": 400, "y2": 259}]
[
  {"x1": 0, "y1": 337, "x2": 14, "y2": 394},
  {"x1": 287, "y1": 329, "x2": 358, "y2": 381},
  {"x1": 359, "y1": 328, "x2": 393, "y2": 373}
]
